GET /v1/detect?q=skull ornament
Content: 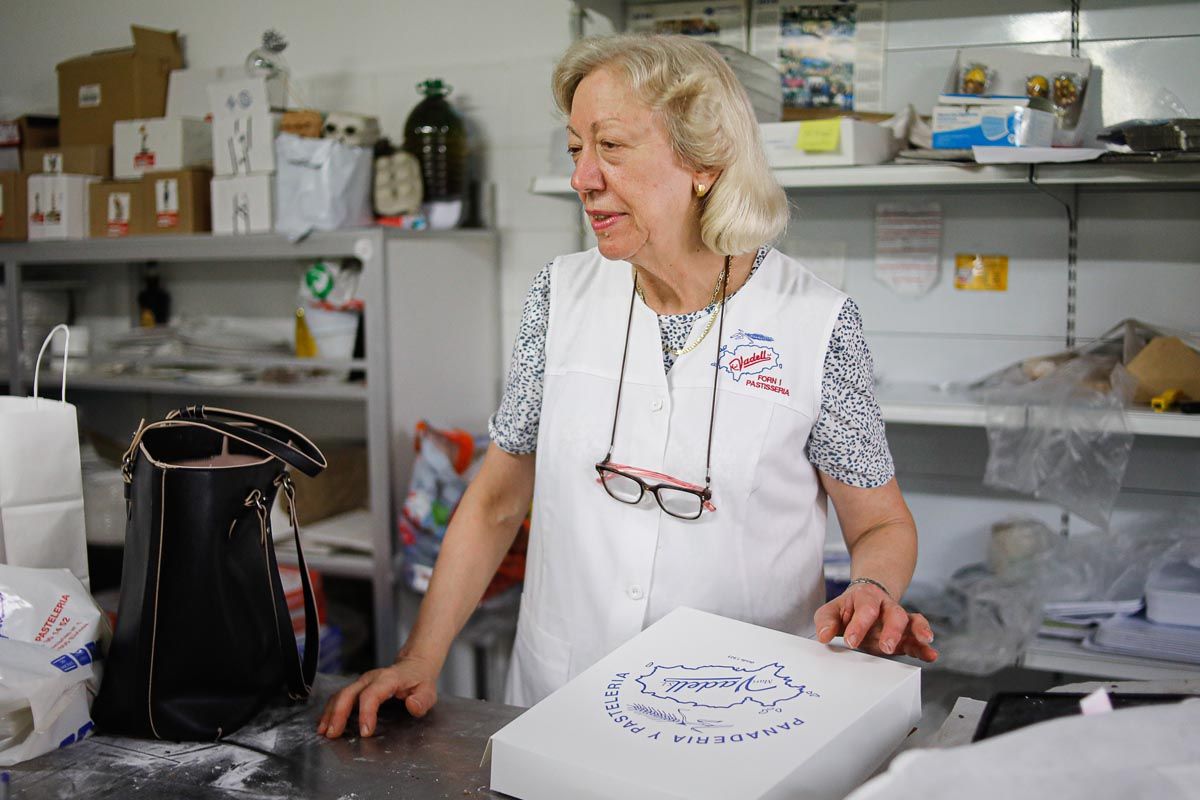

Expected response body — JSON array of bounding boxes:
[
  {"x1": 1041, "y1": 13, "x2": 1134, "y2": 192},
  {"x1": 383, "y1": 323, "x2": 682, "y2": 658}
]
[
  {"x1": 322, "y1": 112, "x2": 381, "y2": 148},
  {"x1": 373, "y1": 150, "x2": 423, "y2": 217}
]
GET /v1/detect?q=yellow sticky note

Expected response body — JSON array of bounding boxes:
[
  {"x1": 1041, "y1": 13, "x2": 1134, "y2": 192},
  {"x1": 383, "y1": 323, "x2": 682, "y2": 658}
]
[
  {"x1": 796, "y1": 119, "x2": 842, "y2": 152},
  {"x1": 954, "y1": 254, "x2": 1008, "y2": 291}
]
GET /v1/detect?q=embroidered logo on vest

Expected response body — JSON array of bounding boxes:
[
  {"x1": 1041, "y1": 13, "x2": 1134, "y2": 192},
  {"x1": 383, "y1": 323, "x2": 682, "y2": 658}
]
[{"x1": 715, "y1": 330, "x2": 790, "y2": 396}]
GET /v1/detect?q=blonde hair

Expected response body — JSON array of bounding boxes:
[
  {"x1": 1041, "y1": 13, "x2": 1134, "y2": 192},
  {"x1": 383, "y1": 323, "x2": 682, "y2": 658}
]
[{"x1": 552, "y1": 34, "x2": 788, "y2": 256}]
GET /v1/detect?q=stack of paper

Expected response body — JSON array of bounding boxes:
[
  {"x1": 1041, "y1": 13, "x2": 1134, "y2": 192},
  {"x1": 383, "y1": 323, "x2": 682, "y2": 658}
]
[{"x1": 1083, "y1": 614, "x2": 1200, "y2": 665}]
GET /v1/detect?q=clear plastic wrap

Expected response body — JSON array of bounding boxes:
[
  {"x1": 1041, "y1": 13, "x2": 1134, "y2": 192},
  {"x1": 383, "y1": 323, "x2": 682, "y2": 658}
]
[
  {"x1": 906, "y1": 513, "x2": 1200, "y2": 675},
  {"x1": 975, "y1": 353, "x2": 1136, "y2": 528}
]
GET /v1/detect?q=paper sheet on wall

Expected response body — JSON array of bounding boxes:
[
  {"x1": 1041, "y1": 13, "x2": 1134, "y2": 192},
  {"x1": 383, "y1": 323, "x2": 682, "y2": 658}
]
[
  {"x1": 874, "y1": 203, "x2": 942, "y2": 296},
  {"x1": 750, "y1": 1, "x2": 886, "y2": 111},
  {"x1": 627, "y1": 2, "x2": 749, "y2": 49}
]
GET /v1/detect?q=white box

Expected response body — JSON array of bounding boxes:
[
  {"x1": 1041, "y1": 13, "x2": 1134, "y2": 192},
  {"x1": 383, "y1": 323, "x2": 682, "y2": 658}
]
[
  {"x1": 207, "y1": 76, "x2": 272, "y2": 120},
  {"x1": 1146, "y1": 558, "x2": 1200, "y2": 628},
  {"x1": 211, "y1": 113, "x2": 281, "y2": 176},
  {"x1": 27, "y1": 174, "x2": 97, "y2": 240},
  {"x1": 760, "y1": 119, "x2": 900, "y2": 168},
  {"x1": 211, "y1": 174, "x2": 273, "y2": 235},
  {"x1": 113, "y1": 117, "x2": 212, "y2": 178},
  {"x1": 488, "y1": 607, "x2": 922, "y2": 800},
  {"x1": 931, "y1": 96, "x2": 1055, "y2": 149}
]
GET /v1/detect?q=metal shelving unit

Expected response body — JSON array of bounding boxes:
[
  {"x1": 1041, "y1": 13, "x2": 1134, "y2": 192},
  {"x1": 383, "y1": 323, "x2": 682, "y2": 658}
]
[
  {"x1": 2, "y1": 227, "x2": 502, "y2": 666},
  {"x1": 875, "y1": 382, "x2": 1200, "y2": 439},
  {"x1": 531, "y1": 161, "x2": 1200, "y2": 195}
]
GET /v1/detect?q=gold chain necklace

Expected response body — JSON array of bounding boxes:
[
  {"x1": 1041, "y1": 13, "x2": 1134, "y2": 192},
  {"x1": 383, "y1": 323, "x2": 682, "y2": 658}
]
[{"x1": 633, "y1": 259, "x2": 729, "y2": 357}]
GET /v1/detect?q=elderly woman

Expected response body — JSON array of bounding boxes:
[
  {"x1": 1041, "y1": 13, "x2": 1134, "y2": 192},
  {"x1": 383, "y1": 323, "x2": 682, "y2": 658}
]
[{"x1": 320, "y1": 33, "x2": 935, "y2": 739}]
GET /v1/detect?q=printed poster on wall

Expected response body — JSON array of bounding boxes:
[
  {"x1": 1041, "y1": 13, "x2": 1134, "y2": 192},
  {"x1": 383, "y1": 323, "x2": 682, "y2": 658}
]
[
  {"x1": 750, "y1": 0, "x2": 886, "y2": 112},
  {"x1": 627, "y1": 2, "x2": 749, "y2": 50},
  {"x1": 874, "y1": 202, "x2": 942, "y2": 296}
]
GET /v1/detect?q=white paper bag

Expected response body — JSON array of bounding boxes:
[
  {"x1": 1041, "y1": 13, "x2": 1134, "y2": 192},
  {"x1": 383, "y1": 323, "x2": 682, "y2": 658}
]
[
  {"x1": 0, "y1": 325, "x2": 89, "y2": 588},
  {"x1": 274, "y1": 132, "x2": 373, "y2": 241},
  {"x1": 0, "y1": 564, "x2": 106, "y2": 766}
]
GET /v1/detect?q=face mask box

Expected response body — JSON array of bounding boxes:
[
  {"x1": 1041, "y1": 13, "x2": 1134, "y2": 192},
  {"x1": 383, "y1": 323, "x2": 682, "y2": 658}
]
[
  {"x1": 55, "y1": 25, "x2": 183, "y2": 147},
  {"x1": 0, "y1": 172, "x2": 30, "y2": 241},
  {"x1": 141, "y1": 169, "x2": 212, "y2": 235},
  {"x1": 27, "y1": 174, "x2": 98, "y2": 240},
  {"x1": 211, "y1": 173, "x2": 273, "y2": 235},
  {"x1": 88, "y1": 180, "x2": 146, "y2": 238},
  {"x1": 932, "y1": 95, "x2": 1056, "y2": 149},
  {"x1": 113, "y1": 118, "x2": 212, "y2": 179},
  {"x1": 487, "y1": 607, "x2": 922, "y2": 800}
]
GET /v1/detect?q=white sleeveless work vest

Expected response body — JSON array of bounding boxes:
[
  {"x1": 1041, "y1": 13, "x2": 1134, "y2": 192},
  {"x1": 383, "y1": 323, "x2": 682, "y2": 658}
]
[{"x1": 504, "y1": 247, "x2": 848, "y2": 707}]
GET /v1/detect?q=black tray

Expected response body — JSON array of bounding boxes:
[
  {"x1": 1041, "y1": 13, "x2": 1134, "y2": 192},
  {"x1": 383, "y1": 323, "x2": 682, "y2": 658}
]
[{"x1": 973, "y1": 691, "x2": 1188, "y2": 741}]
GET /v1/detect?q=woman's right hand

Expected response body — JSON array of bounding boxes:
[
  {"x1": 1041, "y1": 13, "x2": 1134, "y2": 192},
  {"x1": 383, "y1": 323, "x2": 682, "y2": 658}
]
[{"x1": 317, "y1": 654, "x2": 440, "y2": 738}]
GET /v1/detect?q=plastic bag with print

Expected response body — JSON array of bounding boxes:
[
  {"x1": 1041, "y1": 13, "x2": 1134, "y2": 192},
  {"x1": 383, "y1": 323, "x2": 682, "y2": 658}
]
[{"x1": 0, "y1": 564, "x2": 109, "y2": 766}]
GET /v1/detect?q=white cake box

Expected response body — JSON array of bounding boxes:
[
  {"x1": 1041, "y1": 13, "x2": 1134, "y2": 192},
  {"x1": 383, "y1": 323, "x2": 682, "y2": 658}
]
[
  {"x1": 27, "y1": 174, "x2": 97, "y2": 240},
  {"x1": 487, "y1": 607, "x2": 922, "y2": 800},
  {"x1": 211, "y1": 174, "x2": 273, "y2": 235},
  {"x1": 113, "y1": 117, "x2": 212, "y2": 178},
  {"x1": 760, "y1": 119, "x2": 900, "y2": 168}
]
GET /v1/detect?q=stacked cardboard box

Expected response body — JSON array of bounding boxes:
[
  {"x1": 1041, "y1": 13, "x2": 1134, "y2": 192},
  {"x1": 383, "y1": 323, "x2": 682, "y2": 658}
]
[
  {"x1": 0, "y1": 116, "x2": 61, "y2": 241},
  {"x1": 208, "y1": 77, "x2": 278, "y2": 235}
]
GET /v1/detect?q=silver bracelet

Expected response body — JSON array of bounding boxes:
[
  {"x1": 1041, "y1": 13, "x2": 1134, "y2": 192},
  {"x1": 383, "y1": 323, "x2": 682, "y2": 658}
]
[{"x1": 847, "y1": 577, "x2": 891, "y2": 599}]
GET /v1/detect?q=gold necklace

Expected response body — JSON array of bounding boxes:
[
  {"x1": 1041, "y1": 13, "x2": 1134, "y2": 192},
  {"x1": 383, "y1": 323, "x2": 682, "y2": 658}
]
[{"x1": 633, "y1": 259, "x2": 729, "y2": 357}]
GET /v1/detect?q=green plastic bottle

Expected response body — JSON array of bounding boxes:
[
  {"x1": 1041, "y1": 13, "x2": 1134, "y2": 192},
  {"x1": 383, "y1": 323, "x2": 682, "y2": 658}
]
[{"x1": 404, "y1": 79, "x2": 467, "y2": 229}]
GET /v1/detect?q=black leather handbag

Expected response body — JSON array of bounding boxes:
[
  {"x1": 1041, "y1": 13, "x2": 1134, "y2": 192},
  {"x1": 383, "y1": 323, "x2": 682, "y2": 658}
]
[{"x1": 93, "y1": 406, "x2": 327, "y2": 740}]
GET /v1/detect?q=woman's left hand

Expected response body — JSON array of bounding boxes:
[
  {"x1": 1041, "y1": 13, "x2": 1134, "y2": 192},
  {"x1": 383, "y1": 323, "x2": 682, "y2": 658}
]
[{"x1": 813, "y1": 581, "x2": 938, "y2": 662}]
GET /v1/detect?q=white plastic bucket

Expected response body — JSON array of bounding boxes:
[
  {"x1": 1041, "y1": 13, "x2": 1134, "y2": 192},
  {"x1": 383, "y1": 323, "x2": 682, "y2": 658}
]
[{"x1": 305, "y1": 307, "x2": 359, "y2": 361}]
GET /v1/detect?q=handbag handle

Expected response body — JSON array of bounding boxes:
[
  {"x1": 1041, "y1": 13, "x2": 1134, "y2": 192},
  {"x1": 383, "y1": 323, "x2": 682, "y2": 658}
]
[
  {"x1": 169, "y1": 406, "x2": 328, "y2": 477},
  {"x1": 262, "y1": 475, "x2": 320, "y2": 700}
]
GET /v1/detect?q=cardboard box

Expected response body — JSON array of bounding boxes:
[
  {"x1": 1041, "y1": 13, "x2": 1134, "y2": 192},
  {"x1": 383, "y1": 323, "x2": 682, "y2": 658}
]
[
  {"x1": 88, "y1": 180, "x2": 145, "y2": 238},
  {"x1": 0, "y1": 115, "x2": 59, "y2": 148},
  {"x1": 27, "y1": 174, "x2": 98, "y2": 240},
  {"x1": 1, "y1": 116, "x2": 58, "y2": 171},
  {"x1": 56, "y1": 25, "x2": 183, "y2": 146},
  {"x1": 141, "y1": 169, "x2": 211, "y2": 235},
  {"x1": 932, "y1": 95, "x2": 1056, "y2": 149},
  {"x1": 488, "y1": 607, "x2": 922, "y2": 800},
  {"x1": 287, "y1": 442, "x2": 368, "y2": 524},
  {"x1": 211, "y1": 112, "x2": 280, "y2": 176},
  {"x1": 761, "y1": 118, "x2": 900, "y2": 168},
  {"x1": 208, "y1": 77, "x2": 280, "y2": 176},
  {"x1": 22, "y1": 145, "x2": 112, "y2": 177},
  {"x1": 113, "y1": 117, "x2": 212, "y2": 178},
  {"x1": 281, "y1": 110, "x2": 324, "y2": 139},
  {"x1": 1127, "y1": 337, "x2": 1200, "y2": 405},
  {"x1": 211, "y1": 174, "x2": 273, "y2": 235},
  {"x1": 942, "y1": 48, "x2": 1092, "y2": 147},
  {"x1": 0, "y1": 172, "x2": 29, "y2": 241}
]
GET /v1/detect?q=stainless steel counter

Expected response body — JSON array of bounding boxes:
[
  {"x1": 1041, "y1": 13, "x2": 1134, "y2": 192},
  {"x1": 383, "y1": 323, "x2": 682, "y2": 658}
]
[{"x1": 7, "y1": 676, "x2": 521, "y2": 799}]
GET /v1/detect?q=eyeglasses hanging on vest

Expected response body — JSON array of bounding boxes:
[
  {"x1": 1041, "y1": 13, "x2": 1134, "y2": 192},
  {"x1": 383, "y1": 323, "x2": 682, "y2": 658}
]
[{"x1": 594, "y1": 255, "x2": 731, "y2": 520}]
